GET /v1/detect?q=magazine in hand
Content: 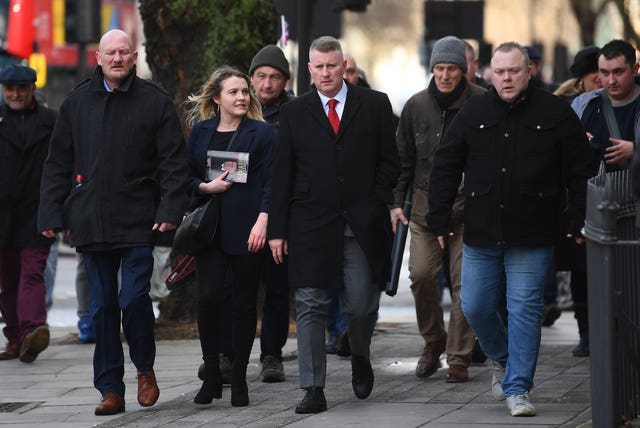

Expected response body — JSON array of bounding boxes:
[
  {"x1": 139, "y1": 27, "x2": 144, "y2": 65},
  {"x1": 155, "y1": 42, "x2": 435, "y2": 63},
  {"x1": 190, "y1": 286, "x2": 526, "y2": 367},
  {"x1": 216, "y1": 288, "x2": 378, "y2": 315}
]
[{"x1": 206, "y1": 150, "x2": 250, "y2": 183}]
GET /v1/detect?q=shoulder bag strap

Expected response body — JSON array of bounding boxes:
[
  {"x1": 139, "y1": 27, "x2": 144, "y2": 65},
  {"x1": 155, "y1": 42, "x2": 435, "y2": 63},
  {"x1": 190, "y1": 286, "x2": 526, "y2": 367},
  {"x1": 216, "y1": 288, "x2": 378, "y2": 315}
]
[{"x1": 599, "y1": 90, "x2": 622, "y2": 139}]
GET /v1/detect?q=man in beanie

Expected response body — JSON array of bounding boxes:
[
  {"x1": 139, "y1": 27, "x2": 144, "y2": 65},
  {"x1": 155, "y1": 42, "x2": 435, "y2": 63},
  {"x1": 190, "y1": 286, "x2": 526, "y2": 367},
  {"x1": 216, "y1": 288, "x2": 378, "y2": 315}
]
[
  {"x1": 249, "y1": 45, "x2": 294, "y2": 126},
  {"x1": 249, "y1": 44, "x2": 294, "y2": 382},
  {"x1": 391, "y1": 35, "x2": 485, "y2": 383},
  {"x1": 0, "y1": 65, "x2": 56, "y2": 363},
  {"x1": 428, "y1": 42, "x2": 592, "y2": 416}
]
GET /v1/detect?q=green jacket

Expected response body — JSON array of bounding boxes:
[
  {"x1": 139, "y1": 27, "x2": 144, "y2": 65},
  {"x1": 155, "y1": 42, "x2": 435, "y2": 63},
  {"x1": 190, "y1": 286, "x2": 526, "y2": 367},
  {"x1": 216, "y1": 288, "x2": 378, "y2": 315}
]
[{"x1": 393, "y1": 80, "x2": 486, "y2": 228}]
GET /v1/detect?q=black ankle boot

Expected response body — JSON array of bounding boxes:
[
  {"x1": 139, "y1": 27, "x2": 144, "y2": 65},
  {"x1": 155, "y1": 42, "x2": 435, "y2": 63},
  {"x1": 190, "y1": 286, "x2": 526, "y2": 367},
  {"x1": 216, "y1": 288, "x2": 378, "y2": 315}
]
[
  {"x1": 572, "y1": 335, "x2": 589, "y2": 357},
  {"x1": 572, "y1": 304, "x2": 589, "y2": 357},
  {"x1": 194, "y1": 357, "x2": 222, "y2": 404},
  {"x1": 230, "y1": 363, "x2": 248, "y2": 407}
]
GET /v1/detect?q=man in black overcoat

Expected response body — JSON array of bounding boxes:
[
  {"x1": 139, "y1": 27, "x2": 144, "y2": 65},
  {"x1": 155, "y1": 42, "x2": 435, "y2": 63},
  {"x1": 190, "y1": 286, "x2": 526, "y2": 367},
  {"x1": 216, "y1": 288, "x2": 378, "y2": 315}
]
[
  {"x1": 38, "y1": 29, "x2": 188, "y2": 416},
  {"x1": 268, "y1": 36, "x2": 400, "y2": 413}
]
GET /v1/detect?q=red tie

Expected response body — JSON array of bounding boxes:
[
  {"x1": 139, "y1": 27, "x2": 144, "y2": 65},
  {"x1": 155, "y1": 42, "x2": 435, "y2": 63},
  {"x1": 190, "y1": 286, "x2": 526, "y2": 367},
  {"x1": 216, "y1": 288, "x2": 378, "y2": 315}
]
[{"x1": 327, "y1": 99, "x2": 340, "y2": 134}]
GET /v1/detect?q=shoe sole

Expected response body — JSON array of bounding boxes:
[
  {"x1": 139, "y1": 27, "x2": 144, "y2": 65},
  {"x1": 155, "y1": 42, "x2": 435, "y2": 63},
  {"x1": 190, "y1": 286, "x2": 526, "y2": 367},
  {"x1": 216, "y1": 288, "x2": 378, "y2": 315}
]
[
  {"x1": 415, "y1": 365, "x2": 440, "y2": 378},
  {"x1": 0, "y1": 353, "x2": 19, "y2": 360},
  {"x1": 95, "y1": 405, "x2": 125, "y2": 416},
  {"x1": 511, "y1": 407, "x2": 536, "y2": 416},
  {"x1": 295, "y1": 405, "x2": 327, "y2": 414},
  {"x1": 262, "y1": 371, "x2": 285, "y2": 383},
  {"x1": 445, "y1": 376, "x2": 469, "y2": 383},
  {"x1": 19, "y1": 326, "x2": 50, "y2": 363}
]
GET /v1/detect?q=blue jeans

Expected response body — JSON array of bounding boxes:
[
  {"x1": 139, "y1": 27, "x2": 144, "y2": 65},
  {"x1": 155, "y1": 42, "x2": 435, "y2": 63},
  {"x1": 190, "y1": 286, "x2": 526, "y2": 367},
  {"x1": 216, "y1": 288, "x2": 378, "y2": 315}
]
[
  {"x1": 326, "y1": 289, "x2": 347, "y2": 340},
  {"x1": 83, "y1": 246, "x2": 156, "y2": 396},
  {"x1": 460, "y1": 244, "x2": 552, "y2": 396}
]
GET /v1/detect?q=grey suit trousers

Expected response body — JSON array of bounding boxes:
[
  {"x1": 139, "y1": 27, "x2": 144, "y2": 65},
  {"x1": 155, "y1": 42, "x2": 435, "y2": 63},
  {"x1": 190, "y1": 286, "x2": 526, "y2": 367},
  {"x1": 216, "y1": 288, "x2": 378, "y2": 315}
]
[{"x1": 296, "y1": 235, "x2": 381, "y2": 388}]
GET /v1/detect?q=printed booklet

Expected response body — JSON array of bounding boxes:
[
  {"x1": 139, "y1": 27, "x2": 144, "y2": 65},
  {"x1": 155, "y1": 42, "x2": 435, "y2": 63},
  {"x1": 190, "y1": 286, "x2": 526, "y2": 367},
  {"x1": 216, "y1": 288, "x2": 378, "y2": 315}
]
[{"x1": 206, "y1": 150, "x2": 250, "y2": 183}]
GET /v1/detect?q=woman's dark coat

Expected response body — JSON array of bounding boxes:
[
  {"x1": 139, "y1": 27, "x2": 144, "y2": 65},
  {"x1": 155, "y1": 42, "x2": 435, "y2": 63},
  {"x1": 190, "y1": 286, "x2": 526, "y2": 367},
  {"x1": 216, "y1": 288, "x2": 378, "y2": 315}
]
[{"x1": 186, "y1": 116, "x2": 276, "y2": 255}]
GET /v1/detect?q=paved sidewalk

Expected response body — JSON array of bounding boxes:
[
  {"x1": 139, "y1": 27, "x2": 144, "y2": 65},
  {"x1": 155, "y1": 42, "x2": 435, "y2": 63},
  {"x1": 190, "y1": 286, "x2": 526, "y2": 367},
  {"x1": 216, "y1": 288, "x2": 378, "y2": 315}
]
[{"x1": 0, "y1": 312, "x2": 591, "y2": 428}]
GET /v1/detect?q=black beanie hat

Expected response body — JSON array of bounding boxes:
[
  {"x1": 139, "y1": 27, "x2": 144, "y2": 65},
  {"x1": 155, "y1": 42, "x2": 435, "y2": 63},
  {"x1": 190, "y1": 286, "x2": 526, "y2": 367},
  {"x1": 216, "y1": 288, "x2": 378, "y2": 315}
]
[
  {"x1": 249, "y1": 45, "x2": 290, "y2": 79},
  {"x1": 570, "y1": 46, "x2": 601, "y2": 78}
]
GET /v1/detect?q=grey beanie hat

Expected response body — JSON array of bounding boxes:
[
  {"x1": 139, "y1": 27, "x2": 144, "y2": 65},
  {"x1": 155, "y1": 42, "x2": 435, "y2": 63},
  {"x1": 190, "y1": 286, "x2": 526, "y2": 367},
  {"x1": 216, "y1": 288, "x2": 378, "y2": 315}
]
[
  {"x1": 429, "y1": 36, "x2": 468, "y2": 73},
  {"x1": 249, "y1": 45, "x2": 290, "y2": 79}
]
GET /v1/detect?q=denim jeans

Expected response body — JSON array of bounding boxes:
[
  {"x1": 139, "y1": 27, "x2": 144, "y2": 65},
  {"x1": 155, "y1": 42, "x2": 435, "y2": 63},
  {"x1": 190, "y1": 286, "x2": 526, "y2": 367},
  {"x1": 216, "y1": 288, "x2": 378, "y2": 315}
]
[{"x1": 460, "y1": 244, "x2": 552, "y2": 396}]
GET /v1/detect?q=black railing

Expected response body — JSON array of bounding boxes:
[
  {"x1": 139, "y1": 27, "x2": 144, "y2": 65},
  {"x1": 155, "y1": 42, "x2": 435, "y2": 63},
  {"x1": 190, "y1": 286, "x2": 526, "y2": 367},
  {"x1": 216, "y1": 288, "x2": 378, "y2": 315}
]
[{"x1": 582, "y1": 164, "x2": 640, "y2": 427}]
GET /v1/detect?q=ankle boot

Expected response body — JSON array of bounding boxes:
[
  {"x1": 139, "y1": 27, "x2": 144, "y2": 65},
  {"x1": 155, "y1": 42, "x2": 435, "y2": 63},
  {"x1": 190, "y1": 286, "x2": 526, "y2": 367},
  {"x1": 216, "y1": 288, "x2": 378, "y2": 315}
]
[
  {"x1": 194, "y1": 357, "x2": 222, "y2": 404},
  {"x1": 572, "y1": 304, "x2": 589, "y2": 357},
  {"x1": 230, "y1": 362, "x2": 249, "y2": 407}
]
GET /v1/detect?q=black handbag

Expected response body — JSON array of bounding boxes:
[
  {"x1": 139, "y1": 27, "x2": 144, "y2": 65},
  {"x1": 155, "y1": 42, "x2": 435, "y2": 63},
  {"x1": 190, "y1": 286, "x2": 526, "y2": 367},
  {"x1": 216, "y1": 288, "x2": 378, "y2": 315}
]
[{"x1": 172, "y1": 196, "x2": 219, "y2": 255}]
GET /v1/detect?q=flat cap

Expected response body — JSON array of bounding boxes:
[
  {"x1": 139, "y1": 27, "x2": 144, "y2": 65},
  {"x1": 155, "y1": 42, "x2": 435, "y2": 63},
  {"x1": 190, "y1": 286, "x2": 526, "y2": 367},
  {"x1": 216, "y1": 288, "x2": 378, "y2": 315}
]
[{"x1": 0, "y1": 64, "x2": 36, "y2": 84}]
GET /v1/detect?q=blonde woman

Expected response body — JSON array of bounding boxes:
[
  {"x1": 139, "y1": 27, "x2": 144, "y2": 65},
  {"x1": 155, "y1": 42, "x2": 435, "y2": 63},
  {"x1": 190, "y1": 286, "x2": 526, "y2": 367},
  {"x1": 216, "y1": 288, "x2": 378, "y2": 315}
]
[
  {"x1": 185, "y1": 66, "x2": 276, "y2": 407},
  {"x1": 554, "y1": 46, "x2": 601, "y2": 103}
]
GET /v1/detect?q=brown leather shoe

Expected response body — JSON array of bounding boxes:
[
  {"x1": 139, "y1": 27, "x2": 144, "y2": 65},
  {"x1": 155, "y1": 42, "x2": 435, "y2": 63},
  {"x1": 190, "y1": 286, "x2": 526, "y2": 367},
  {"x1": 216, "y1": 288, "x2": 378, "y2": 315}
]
[
  {"x1": 137, "y1": 369, "x2": 160, "y2": 407},
  {"x1": 0, "y1": 341, "x2": 21, "y2": 360},
  {"x1": 415, "y1": 338, "x2": 446, "y2": 378},
  {"x1": 19, "y1": 325, "x2": 50, "y2": 363},
  {"x1": 445, "y1": 364, "x2": 469, "y2": 383},
  {"x1": 95, "y1": 391, "x2": 125, "y2": 415}
]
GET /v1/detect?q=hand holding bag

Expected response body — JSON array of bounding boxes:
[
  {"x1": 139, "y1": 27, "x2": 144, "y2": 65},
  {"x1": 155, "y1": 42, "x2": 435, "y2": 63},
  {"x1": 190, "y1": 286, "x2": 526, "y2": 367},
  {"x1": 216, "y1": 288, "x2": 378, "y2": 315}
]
[{"x1": 173, "y1": 196, "x2": 219, "y2": 255}]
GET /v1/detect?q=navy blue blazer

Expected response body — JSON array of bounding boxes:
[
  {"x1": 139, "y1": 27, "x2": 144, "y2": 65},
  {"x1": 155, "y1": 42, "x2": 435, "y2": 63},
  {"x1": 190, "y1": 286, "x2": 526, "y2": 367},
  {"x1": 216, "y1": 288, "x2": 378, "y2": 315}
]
[{"x1": 186, "y1": 116, "x2": 276, "y2": 255}]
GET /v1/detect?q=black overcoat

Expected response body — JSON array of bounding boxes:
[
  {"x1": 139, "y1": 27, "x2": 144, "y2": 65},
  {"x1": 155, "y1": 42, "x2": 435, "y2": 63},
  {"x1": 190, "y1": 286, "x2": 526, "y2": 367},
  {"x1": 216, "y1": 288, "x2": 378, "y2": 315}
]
[
  {"x1": 38, "y1": 67, "x2": 188, "y2": 250},
  {"x1": 0, "y1": 101, "x2": 56, "y2": 248},
  {"x1": 268, "y1": 82, "x2": 400, "y2": 290}
]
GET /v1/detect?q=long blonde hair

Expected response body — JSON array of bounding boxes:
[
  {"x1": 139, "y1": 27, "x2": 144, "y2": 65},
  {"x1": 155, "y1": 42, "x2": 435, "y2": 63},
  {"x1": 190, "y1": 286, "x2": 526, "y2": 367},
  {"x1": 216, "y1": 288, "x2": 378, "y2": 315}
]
[
  {"x1": 553, "y1": 77, "x2": 583, "y2": 99},
  {"x1": 185, "y1": 65, "x2": 263, "y2": 128}
]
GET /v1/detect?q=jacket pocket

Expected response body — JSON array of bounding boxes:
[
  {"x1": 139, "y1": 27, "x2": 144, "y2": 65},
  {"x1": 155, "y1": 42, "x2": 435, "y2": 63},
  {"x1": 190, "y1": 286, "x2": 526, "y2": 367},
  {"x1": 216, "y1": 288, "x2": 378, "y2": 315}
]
[
  {"x1": 466, "y1": 120, "x2": 499, "y2": 158},
  {"x1": 518, "y1": 184, "x2": 561, "y2": 236},
  {"x1": 463, "y1": 184, "x2": 492, "y2": 239},
  {"x1": 521, "y1": 119, "x2": 561, "y2": 157}
]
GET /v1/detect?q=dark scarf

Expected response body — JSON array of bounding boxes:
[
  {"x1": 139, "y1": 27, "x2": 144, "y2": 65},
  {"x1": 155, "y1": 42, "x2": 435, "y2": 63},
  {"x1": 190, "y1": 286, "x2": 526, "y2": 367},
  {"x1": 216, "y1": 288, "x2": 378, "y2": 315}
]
[{"x1": 428, "y1": 75, "x2": 468, "y2": 110}]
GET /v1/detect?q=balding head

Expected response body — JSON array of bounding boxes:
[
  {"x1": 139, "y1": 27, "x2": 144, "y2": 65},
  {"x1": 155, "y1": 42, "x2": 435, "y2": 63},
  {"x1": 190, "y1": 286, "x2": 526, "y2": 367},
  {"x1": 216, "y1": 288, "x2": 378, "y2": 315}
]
[{"x1": 96, "y1": 29, "x2": 137, "y2": 89}]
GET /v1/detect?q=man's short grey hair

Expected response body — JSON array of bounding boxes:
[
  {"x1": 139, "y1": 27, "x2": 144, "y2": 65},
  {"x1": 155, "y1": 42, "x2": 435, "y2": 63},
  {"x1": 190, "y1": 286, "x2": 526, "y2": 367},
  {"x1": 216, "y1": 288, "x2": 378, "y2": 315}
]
[
  {"x1": 309, "y1": 36, "x2": 343, "y2": 59},
  {"x1": 493, "y1": 42, "x2": 530, "y2": 67}
]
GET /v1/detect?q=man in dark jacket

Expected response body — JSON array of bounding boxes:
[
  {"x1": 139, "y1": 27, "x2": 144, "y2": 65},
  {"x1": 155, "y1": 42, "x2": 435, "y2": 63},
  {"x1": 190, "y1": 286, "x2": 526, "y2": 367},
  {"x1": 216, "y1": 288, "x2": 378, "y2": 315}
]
[
  {"x1": 268, "y1": 36, "x2": 399, "y2": 413},
  {"x1": 572, "y1": 39, "x2": 639, "y2": 173},
  {"x1": 428, "y1": 42, "x2": 592, "y2": 417},
  {"x1": 0, "y1": 65, "x2": 55, "y2": 363},
  {"x1": 248, "y1": 44, "x2": 294, "y2": 382},
  {"x1": 38, "y1": 29, "x2": 188, "y2": 416},
  {"x1": 391, "y1": 36, "x2": 485, "y2": 384}
]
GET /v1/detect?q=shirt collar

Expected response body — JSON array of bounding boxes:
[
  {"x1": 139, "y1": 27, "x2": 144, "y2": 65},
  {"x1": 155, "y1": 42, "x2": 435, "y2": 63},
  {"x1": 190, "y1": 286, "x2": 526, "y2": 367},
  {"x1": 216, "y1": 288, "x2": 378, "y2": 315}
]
[{"x1": 317, "y1": 80, "x2": 348, "y2": 108}]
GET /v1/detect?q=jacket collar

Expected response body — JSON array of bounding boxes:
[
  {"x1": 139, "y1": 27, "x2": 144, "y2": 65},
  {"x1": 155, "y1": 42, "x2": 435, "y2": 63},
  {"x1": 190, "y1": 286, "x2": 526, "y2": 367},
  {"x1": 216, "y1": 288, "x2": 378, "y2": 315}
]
[
  {"x1": 489, "y1": 83, "x2": 533, "y2": 110},
  {"x1": 88, "y1": 65, "x2": 137, "y2": 93}
]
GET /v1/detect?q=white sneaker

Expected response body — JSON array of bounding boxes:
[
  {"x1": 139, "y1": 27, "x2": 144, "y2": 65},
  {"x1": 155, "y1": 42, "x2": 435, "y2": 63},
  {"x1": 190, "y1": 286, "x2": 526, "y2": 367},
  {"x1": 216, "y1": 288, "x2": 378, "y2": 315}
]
[
  {"x1": 506, "y1": 393, "x2": 536, "y2": 416},
  {"x1": 491, "y1": 360, "x2": 506, "y2": 401}
]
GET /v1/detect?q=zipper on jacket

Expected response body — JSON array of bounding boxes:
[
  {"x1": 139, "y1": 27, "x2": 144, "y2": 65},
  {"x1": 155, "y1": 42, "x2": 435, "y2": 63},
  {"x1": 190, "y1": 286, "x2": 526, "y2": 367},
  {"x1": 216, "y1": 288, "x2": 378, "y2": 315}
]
[{"x1": 438, "y1": 109, "x2": 447, "y2": 142}]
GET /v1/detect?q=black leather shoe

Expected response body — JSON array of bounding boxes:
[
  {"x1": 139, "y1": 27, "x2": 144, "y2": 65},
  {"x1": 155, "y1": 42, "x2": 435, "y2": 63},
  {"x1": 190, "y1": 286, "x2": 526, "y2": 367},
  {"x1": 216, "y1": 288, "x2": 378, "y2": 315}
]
[
  {"x1": 295, "y1": 387, "x2": 327, "y2": 414},
  {"x1": 351, "y1": 355, "x2": 374, "y2": 399}
]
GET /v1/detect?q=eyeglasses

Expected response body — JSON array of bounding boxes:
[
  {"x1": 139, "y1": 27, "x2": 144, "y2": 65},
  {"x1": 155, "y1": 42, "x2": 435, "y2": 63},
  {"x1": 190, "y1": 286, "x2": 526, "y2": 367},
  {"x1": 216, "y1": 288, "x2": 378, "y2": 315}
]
[{"x1": 100, "y1": 49, "x2": 133, "y2": 59}]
